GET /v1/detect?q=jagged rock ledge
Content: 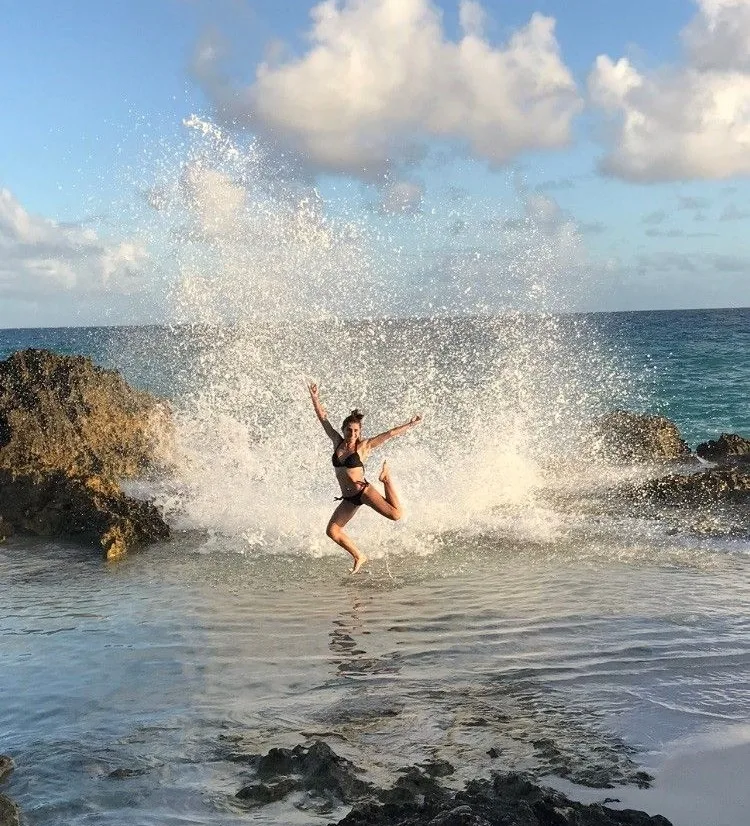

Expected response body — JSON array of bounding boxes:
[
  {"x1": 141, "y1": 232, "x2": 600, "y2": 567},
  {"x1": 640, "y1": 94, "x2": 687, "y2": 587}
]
[
  {"x1": 0, "y1": 349, "x2": 171, "y2": 558},
  {"x1": 227, "y1": 741, "x2": 670, "y2": 826}
]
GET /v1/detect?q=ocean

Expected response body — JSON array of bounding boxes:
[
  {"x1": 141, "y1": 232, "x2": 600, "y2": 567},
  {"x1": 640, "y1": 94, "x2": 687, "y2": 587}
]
[{"x1": 1, "y1": 309, "x2": 750, "y2": 826}]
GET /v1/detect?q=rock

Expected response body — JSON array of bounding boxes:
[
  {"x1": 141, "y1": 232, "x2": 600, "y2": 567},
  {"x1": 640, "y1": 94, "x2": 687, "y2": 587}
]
[
  {"x1": 0, "y1": 349, "x2": 170, "y2": 481},
  {"x1": 0, "y1": 757, "x2": 18, "y2": 826},
  {"x1": 235, "y1": 741, "x2": 372, "y2": 809},
  {"x1": 230, "y1": 742, "x2": 670, "y2": 826},
  {"x1": 335, "y1": 771, "x2": 672, "y2": 826},
  {"x1": 595, "y1": 411, "x2": 690, "y2": 462},
  {"x1": 0, "y1": 470, "x2": 168, "y2": 559},
  {"x1": 236, "y1": 778, "x2": 299, "y2": 804},
  {"x1": 640, "y1": 467, "x2": 750, "y2": 503},
  {"x1": 0, "y1": 794, "x2": 19, "y2": 826},
  {"x1": 0, "y1": 756, "x2": 13, "y2": 782},
  {"x1": 0, "y1": 349, "x2": 171, "y2": 557},
  {"x1": 696, "y1": 433, "x2": 750, "y2": 463}
]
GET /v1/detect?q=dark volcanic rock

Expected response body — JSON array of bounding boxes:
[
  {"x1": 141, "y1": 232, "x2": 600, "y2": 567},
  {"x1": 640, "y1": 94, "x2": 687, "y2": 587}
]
[
  {"x1": 0, "y1": 349, "x2": 171, "y2": 557},
  {"x1": 595, "y1": 411, "x2": 690, "y2": 462},
  {"x1": 336, "y1": 772, "x2": 672, "y2": 826},
  {"x1": 696, "y1": 432, "x2": 750, "y2": 463},
  {"x1": 235, "y1": 741, "x2": 372, "y2": 809},
  {"x1": 230, "y1": 742, "x2": 669, "y2": 826},
  {"x1": 640, "y1": 467, "x2": 750, "y2": 503}
]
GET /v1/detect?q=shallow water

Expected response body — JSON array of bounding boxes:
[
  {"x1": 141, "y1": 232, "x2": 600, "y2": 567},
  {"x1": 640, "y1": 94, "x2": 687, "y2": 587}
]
[{"x1": 3, "y1": 529, "x2": 750, "y2": 824}]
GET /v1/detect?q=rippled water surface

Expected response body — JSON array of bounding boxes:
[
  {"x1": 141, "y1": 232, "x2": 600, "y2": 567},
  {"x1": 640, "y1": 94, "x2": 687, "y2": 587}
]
[{"x1": 3, "y1": 534, "x2": 750, "y2": 825}]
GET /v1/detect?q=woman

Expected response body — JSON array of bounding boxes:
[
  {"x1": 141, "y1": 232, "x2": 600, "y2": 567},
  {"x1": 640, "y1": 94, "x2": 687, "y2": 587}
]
[{"x1": 307, "y1": 381, "x2": 421, "y2": 573}]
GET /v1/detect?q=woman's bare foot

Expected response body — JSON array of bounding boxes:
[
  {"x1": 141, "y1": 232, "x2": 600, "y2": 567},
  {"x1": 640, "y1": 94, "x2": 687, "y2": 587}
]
[
  {"x1": 378, "y1": 460, "x2": 391, "y2": 484},
  {"x1": 350, "y1": 554, "x2": 368, "y2": 574}
]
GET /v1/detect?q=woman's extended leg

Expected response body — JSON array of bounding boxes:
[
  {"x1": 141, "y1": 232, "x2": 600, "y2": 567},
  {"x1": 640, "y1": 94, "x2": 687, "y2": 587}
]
[
  {"x1": 362, "y1": 461, "x2": 403, "y2": 521},
  {"x1": 326, "y1": 501, "x2": 368, "y2": 573}
]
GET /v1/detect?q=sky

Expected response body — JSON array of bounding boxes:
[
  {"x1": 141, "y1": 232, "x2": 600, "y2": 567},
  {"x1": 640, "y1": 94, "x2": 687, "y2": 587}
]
[{"x1": 1, "y1": 0, "x2": 749, "y2": 327}]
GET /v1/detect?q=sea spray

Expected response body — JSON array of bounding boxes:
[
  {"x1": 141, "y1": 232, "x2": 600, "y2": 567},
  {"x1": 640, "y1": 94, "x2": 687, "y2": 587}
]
[{"x1": 135, "y1": 115, "x2": 644, "y2": 557}]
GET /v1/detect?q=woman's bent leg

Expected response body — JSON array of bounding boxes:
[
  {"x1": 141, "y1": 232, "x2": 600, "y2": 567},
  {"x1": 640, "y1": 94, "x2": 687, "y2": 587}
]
[
  {"x1": 326, "y1": 501, "x2": 368, "y2": 573},
  {"x1": 379, "y1": 460, "x2": 402, "y2": 515},
  {"x1": 362, "y1": 461, "x2": 403, "y2": 521}
]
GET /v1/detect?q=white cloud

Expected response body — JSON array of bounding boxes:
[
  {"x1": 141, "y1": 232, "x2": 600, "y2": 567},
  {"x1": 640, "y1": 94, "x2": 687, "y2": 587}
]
[
  {"x1": 194, "y1": 0, "x2": 581, "y2": 177},
  {"x1": 588, "y1": 0, "x2": 750, "y2": 181},
  {"x1": 0, "y1": 188, "x2": 148, "y2": 300}
]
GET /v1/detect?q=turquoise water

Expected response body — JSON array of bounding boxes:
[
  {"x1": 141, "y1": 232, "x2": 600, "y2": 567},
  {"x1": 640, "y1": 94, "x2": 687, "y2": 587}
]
[{"x1": 3, "y1": 308, "x2": 747, "y2": 447}]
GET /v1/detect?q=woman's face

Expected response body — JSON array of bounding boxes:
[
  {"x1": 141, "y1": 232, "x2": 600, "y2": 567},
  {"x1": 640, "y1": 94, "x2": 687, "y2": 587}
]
[{"x1": 343, "y1": 421, "x2": 361, "y2": 441}]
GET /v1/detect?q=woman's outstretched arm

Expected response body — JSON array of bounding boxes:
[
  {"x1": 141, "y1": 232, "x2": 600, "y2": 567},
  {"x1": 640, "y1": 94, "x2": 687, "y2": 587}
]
[
  {"x1": 307, "y1": 381, "x2": 341, "y2": 444},
  {"x1": 365, "y1": 415, "x2": 422, "y2": 452}
]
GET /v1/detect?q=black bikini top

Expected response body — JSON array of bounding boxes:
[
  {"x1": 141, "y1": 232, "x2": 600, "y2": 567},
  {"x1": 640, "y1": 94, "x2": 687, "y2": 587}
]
[{"x1": 332, "y1": 441, "x2": 364, "y2": 469}]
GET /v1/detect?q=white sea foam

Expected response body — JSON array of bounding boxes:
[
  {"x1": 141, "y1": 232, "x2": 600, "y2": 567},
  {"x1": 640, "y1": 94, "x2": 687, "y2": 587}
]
[{"x1": 142, "y1": 116, "x2": 642, "y2": 557}]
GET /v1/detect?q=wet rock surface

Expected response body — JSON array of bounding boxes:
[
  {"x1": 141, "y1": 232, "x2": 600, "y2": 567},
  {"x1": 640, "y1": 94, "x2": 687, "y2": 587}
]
[
  {"x1": 696, "y1": 432, "x2": 750, "y2": 463},
  {"x1": 0, "y1": 757, "x2": 13, "y2": 783},
  {"x1": 233, "y1": 741, "x2": 372, "y2": 811},
  {"x1": 0, "y1": 794, "x2": 19, "y2": 826},
  {"x1": 0, "y1": 469, "x2": 169, "y2": 558},
  {"x1": 0, "y1": 349, "x2": 170, "y2": 557},
  {"x1": 595, "y1": 411, "x2": 690, "y2": 463},
  {"x1": 0, "y1": 755, "x2": 18, "y2": 826},
  {"x1": 337, "y1": 772, "x2": 671, "y2": 826},
  {"x1": 228, "y1": 741, "x2": 670, "y2": 826},
  {"x1": 639, "y1": 467, "x2": 750, "y2": 503}
]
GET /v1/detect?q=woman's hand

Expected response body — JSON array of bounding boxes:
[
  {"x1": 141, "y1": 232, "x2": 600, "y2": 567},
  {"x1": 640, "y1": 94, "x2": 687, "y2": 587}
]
[
  {"x1": 408, "y1": 414, "x2": 422, "y2": 427},
  {"x1": 307, "y1": 380, "x2": 319, "y2": 400}
]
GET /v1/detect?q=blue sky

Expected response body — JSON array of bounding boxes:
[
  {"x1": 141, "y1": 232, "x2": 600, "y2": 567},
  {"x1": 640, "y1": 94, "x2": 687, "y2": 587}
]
[{"x1": 1, "y1": 0, "x2": 749, "y2": 327}]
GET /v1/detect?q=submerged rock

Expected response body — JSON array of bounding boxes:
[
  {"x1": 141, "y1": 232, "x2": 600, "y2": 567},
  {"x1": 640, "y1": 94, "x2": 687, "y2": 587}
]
[
  {"x1": 696, "y1": 432, "x2": 750, "y2": 464},
  {"x1": 595, "y1": 411, "x2": 690, "y2": 462},
  {"x1": 0, "y1": 349, "x2": 171, "y2": 557},
  {"x1": 230, "y1": 741, "x2": 670, "y2": 826},
  {"x1": 0, "y1": 757, "x2": 13, "y2": 783}
]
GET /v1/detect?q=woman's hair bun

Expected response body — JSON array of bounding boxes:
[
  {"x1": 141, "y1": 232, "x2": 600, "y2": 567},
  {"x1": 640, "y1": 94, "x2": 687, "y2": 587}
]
[{"x1": 342, "y1": 409, "x2": 364, "y2": 428}]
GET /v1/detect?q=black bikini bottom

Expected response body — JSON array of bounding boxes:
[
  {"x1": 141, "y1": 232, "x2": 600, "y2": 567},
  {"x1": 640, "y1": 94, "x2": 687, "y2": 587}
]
[{"x1": 335, "y1": 480, "x2": 370, "y2": 507}]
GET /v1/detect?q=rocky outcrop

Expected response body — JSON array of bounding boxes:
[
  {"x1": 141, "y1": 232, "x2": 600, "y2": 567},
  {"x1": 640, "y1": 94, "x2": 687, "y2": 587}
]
[
  {"x1": 228, "y1": 741, "x2": 670, "y2": 826},
  {"x1": 234, "y1": 741, "x2": 372, "y2": 807},
  {"x1": 0, "y1": 470, "x2": 169, "y2": 558},
  {"x1": 696, "y1": 432, "x2": 750, "y2": 464},
  {"x1": 0, "y1": 349, "x2": 170, "y2": 558},
  {"x1": 595, "y1": 411, "x2": 690, "y2": 462},
  {"x1": 639, "y1": 467, "x2": 750, "y2": 504},
  {"x1": 0, "y1": 349, "x2": 169, "y2": 480}
]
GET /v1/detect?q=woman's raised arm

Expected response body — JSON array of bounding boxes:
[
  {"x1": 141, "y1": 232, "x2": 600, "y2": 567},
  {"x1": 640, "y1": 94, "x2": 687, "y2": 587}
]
[
  {"x1": 365, "y1": 414, "x2": 422, "y2": 452},
  {"x1": 307, "y1": 381, "x2": 341, "y2": 444}
]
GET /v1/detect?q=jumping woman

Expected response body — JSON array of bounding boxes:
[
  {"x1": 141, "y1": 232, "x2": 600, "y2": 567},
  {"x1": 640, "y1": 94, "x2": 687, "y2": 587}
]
[{"x1": 307, "y1": 381, "x2": 422, "y2": 573}]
